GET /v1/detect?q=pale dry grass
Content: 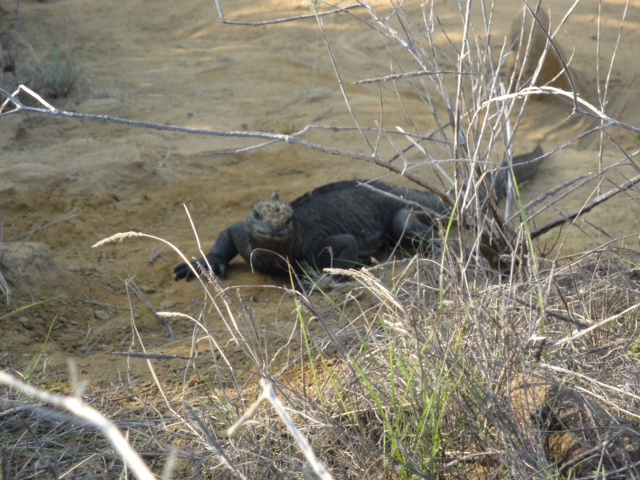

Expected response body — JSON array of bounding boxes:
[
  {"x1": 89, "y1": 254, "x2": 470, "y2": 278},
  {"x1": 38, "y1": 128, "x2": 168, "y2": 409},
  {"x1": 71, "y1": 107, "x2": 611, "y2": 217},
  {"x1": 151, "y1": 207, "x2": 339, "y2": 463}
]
[{"x1": 3, "y1": 249, "x2": 639, "y2": 478}]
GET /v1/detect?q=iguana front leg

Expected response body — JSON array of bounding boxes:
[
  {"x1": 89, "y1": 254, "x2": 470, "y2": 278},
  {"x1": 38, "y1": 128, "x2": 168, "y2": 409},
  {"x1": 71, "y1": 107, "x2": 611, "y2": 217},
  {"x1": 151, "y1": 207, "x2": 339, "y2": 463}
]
[
  {"x1": 313, "y1": 234, "x2": 361, "y2": 270},
  {"x1": 174, "y1": 222, "x2": 249, "y2": 280},
  {"x1": 391, "y1": 207, "x2": 438, "y2": 249}
]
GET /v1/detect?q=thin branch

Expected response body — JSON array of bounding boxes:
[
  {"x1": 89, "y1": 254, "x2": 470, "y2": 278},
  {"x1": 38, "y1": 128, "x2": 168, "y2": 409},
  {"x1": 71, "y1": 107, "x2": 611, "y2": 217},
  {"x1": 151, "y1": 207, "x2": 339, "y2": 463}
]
[
  {"x1": 0, "y1": 85, "x2": 454, "y2": 206},
  {"x1": 314, "y1": 9, "x2": 373, "y2": 151},
  {"x1": 354, "y1": 69, "x2": 476, "y2": 85},
  {"x1": 523, "y1": 1, "x2": 580, "y2": 110},
  {"x1": 112, "y1": 351, "x2": 199, "y2": 361},
  {"x1": 483, "y1": 85, "x2": 640, "y2": 136},
  {"x1": 213, "y1": 1, "x2": 362, "y2": 26},
  {"x1": 124, "y1": 279, "x2": 176, "y2": 340},
  {"x1": 530, "y1": 173, "x2": 640, "y2": 239},
  {"x1": 7, "y1": 209, "x2": 78, "y2": 243},
  {"x1": 228, "y1": 379, "x2": 334, "y2": 480},
  {"x1": 548, "y1": 301, "x2": 640, "y2": 349}
]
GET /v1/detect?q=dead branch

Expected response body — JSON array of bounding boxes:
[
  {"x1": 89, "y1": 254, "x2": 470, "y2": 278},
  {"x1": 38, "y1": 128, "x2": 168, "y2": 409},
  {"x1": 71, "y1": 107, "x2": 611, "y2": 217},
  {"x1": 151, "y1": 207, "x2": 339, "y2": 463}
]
[
  {"x1": 0, "y1": 85, "x2": 455, "y2": 207},
  {"x1": 7, "y1": 209, "x2": 78, "y2": 243},
  {"x1": 124, "y1": 278, "x2": 176, "y2": 340},
  {"x1": 213, "y1": 0, "x2": 362, "y2": 27},
  {"x1": 531, "y1": 173, "x2": 640, "y2": 239},
  {"x1": 483, "y1": 85, "x2": 640, "y2": 137}
]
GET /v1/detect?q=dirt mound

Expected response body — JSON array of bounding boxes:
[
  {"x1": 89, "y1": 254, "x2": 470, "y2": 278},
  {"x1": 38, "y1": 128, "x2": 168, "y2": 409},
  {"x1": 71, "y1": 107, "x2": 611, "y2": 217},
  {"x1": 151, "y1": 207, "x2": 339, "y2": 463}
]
[{"x1": 1, "y1": 242, "x2": 61, "y2": 298}]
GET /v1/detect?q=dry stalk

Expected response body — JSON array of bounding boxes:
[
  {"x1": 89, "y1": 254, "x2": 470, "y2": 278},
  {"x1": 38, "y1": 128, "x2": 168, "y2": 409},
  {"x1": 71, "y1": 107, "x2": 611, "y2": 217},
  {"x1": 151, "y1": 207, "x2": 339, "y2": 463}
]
[
  {"x1": 0, "y1": 371, "x2": 156, "y2": 480},
  {"x1": 228, "y1": 379, "x2": 334, "y2": 480}
]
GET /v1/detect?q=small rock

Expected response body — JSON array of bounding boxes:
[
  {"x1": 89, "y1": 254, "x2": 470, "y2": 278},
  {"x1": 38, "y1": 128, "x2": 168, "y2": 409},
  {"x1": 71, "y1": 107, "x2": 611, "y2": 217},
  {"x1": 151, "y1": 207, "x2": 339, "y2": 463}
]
[
  {"x1": 160, "y1": 300, "x2": 175, "y2": 310},
  {"x1": 19, "y1": 316, "x2": 32, "y2": 330}
]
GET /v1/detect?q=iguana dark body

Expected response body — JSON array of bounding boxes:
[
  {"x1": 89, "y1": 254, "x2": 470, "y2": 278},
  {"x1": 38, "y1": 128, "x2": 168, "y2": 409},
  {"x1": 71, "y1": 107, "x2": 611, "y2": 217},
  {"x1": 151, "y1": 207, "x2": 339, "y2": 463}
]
[{"x1": 174, "y1": 146, "x2": 544, "y2": 281}]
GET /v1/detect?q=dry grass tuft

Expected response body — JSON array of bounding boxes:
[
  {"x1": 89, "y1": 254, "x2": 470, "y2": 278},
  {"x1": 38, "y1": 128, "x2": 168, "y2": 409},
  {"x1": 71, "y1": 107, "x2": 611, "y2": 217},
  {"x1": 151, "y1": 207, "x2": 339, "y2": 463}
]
[
  {"x1": 4, "y1": 250, "x2": 639, "y2": 478},
  {"x1": 0, "y1": 8, "x2": 86, "y2": 99}
]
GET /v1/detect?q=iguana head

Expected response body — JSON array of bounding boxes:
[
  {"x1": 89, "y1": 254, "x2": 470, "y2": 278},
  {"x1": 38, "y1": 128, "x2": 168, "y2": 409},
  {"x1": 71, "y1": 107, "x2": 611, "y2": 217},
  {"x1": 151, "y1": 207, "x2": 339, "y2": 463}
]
[{"x1": 246, "y1": 193, "x2": 294, "y2": 248}]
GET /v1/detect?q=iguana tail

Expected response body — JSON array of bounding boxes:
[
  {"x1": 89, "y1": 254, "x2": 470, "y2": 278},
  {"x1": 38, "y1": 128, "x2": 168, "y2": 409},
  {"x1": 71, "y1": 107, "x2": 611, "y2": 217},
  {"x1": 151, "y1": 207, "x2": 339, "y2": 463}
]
[{"x1": 494, "y1": 144, "x2": 545, "y2": 200}]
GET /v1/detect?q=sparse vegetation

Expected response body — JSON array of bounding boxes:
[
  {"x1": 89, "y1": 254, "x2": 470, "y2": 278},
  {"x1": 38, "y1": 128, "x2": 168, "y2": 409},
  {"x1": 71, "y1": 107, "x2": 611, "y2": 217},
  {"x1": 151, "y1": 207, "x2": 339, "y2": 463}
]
[
  {"x1": 0, "y1": 246, "x2": 10, "y2": 305},
  {"x1": 1, "y1": 1, "x2": 640, "y2": 479},
  {"x1": 0, "y1": 6, "x2": 85, "y2": 99},
  {"x1": 24, "y1": 39, "x2": 84, "y2": 99}
]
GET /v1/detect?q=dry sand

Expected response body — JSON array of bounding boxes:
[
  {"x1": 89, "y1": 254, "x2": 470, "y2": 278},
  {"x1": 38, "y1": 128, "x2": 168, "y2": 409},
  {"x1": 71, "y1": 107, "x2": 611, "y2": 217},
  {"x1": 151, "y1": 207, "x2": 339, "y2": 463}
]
[{"x1": 1, "y1": 0, "x2": 639, "y2": 389}]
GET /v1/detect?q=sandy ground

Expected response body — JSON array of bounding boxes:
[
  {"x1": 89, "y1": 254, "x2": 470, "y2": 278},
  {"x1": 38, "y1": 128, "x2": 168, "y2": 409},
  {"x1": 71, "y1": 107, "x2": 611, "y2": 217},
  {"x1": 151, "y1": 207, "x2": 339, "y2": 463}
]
[{"x1": 1, "y1": 0, "x2": 640, "y2": 391}]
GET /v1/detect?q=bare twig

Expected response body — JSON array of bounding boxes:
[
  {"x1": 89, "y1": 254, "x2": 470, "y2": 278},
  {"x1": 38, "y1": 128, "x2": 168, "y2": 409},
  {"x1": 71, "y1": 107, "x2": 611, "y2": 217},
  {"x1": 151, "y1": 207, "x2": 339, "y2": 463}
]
[
  {"x1": 123, "y1": 278, "x2": 176, "y2": 341},
  {"x1": 213, "y1": 1, "x2": 362, "y2": 26},
  {"x1": 549, "y1": 301, "x2": 640, "y2": 349},
  {"x1": 483, "y1": 85, "x2": 640, "y2": 136},
  {"x1": 228, "y1": 378, "x2": 334, "y2": 480},
  {"x1": 112, "y1": 351, "x2": 198, "y2": 361},
  {"x1": 0, "y1": 85, "x2": 454, "y2": 206},
  {"x1": 313, "y1": 10, "x2": 373, "y2": 151},
  {"x1": 530, "y1": 173, "x2": 640, "y2": 239},
  {"x1": 0, "y1": 269, "x2": 10, "y2": 305},
  {"x1": 7, "y1": 209, "x2": 78, "y2": 243},
  {"x1": 354, "y1": 69, "x2": 475, "y2": 85}
]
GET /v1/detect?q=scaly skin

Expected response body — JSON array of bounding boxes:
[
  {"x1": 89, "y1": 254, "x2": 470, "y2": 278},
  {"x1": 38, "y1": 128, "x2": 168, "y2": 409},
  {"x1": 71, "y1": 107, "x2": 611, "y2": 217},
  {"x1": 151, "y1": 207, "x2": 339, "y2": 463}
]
[{"x1": 174, "y1": 146, "x2": 544, "y2": 281}]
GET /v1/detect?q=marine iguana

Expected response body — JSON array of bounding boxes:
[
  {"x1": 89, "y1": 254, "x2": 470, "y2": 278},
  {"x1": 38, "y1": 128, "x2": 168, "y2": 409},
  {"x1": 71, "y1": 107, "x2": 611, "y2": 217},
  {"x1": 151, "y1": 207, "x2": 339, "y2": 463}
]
[{"x1": 174, "y1": 146, "x2": 544, "y2": 281}]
